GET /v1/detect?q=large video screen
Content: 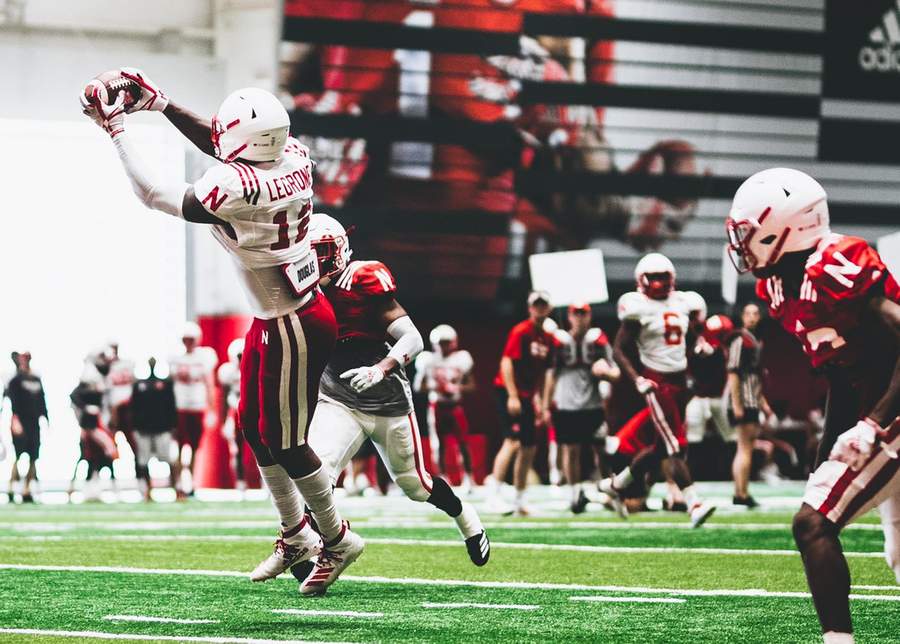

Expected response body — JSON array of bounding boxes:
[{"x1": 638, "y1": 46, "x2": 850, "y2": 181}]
[{"x1": 279, "y1": 0, "x2": 899, "y2": 303}]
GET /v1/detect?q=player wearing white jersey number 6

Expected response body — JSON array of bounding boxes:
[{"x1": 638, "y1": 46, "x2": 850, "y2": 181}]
[
  {"x1": 80, "y1": 68, "x2": 363, "y2": 595},
  {"x1": 598, "y1": 253, "x2": 715, "y2": 528}
]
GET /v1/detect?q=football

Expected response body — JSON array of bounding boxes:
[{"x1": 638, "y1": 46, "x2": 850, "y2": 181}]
[{"x1": 82, "y1": 70, "x2": 141, "y2": 110}]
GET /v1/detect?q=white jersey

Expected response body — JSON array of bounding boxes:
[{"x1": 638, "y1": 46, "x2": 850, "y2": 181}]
[
  {"x1": 552, "y1": 328, "x2": 612, "y2": 411},
  {"x1": 106, "y1": 358, "x2": 135, "y2": 407},
  {"x1": 217, "y1": 360, "x2": 241, "y2": 411},
  {"x1": 169, "y1": 347, "x2": 217, "y2": 411},
  {"x1": 415, "y1": 350, "x2": 474, "y2": 405},
  {"x1": 193, "y1": 138, "x2": 319, "y2": 319},
  {"x1": 617, "y1": 290, "x2": 706, "y2": 373}
]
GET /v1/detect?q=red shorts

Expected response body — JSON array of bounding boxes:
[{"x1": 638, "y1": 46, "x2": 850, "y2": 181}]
[
  {"x1": 176, "y1": 410, "x2": 204, "y2": 450},
  {"x1": 429, "y1": 402, "x2": 469, "y2": 439},
  {"x1": 239, "y1": 292, "x2": 337, "y2": 451},
  {"x1": 614, "y1": 370, "x2": 689, "y2": 457}
]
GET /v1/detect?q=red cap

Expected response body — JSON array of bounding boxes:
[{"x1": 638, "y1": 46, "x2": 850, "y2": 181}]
[{"x1": 568, "y1": 302, "x2": 591, "y2": 314}]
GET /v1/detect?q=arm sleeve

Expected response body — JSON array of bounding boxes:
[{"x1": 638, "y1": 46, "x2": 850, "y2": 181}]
[
  {"x1": 727, "y1": 336, "x2": 743, "y2": 373},
  {"x1": 113, "y1": 131, "x2": 189, "y2": 218},
  {"x1": 502, "y1": 327, "x2": 523, "y2": 360},
  {"x1": 386, "y1": 315, "x2": 424, "y2": 367}
]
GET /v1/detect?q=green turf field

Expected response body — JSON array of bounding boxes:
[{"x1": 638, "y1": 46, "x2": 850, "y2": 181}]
[{"x1": 0, "y1": 483, "x2": 896, "y2": 643}]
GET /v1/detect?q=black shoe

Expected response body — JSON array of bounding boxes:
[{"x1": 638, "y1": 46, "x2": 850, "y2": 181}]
[
  {"x1": 570, "y1": 490, "x2": 589, "y2": 515},
  {"x1": 663, "y1": 499, "x2": 687, "y2": 512},
  {"x1": 733, "y1": 495, "x2": 759, "y2": 508},
  {"x1": 21, "y1": 493, "x2": 34, "y2": 504},
  {"x1": 465, "y1": 530, "x2": 490, "y2": 566}
]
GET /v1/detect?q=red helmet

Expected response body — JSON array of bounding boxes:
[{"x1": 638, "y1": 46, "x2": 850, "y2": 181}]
[
  {"x1": 702, "y1": 314, "x2": 735, "y2": 348},
  {"x1": 635, "y1": 253, "x2": 675, "y2": 300}
]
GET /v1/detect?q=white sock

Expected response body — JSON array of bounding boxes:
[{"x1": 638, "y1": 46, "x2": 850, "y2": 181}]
[
  {"x1": 258, "y1": 464, "x2": 303, "y2": 529},
  {"x1": 823, "y1": 631, "x2": 854, "y2": 644},
  {"x1": 683, "y1": 485, "x2": 700, "y2": 510},
  {"x1": 515, "y1": 488, "x2": 526, "y2": 508},
  {"x1": 295, "y1": 466, "x2": 343, "y2": 542},
  {"x1": 612, "y1": 467, "x2": 633, "y2": 491}
]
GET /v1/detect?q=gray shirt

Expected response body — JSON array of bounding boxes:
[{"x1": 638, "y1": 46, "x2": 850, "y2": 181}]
[{"x1": 319, "y1": 338, "x2": 413, "y2": 417}]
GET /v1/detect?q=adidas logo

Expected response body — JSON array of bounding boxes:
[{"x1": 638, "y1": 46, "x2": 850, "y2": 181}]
[{"x1": 859, "y1": 1, "x2": 900, "y2": 72}]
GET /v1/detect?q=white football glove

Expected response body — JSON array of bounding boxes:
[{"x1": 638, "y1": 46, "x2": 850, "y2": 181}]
[
  {"x1": 635, "y1": 376, "x2": 657, "y2": 395},
  {"x1": 80, "y1": 86, "x2": 127, "y2": 137},
  {"x1": 830, "y1": 419, "x2": 897, "y2": 471},
  {"x1": 340, "y1": 365, "x2": 386, "y2": 393},
  {"x1": 119, "y1": 67, "x2": 169, "y2": 113}
]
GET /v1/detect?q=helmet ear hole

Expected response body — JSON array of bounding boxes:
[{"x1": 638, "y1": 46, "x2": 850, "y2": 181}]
[{"x1": 759, "y1": 234, "x2": 777, "y2": 245}]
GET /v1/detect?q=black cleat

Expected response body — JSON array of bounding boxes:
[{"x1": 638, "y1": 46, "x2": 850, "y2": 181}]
[
  {"x1": 465, "y1": 531, "x2": 490, "y2": 566},
  {"x1": 570, "y1": 490, "x2": 589, "y2": 515},
  {"x1": 663, "y1": 499, "x2": 687, "y2": 512},
  {"x1": 733, "y1": 495, "x2": 759, "y2": 508}
]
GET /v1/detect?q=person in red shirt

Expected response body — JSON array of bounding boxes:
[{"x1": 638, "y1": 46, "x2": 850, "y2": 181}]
[
  {"x1": 486, "y1": 290, "x2": 556, "y2": 515},
  {"x1": 726, "y1": 167, "x2": 900, "y2": 643}
]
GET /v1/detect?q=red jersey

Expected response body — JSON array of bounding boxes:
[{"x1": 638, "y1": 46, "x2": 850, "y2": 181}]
[
  {"x1": 493, "y1": 319, "x2": 556, "y2": 398},
  {"x1": 757, "y1": 235, "x2": 900, "y2": 370},
  {"x1": 327, "y1": 260, "x2": 398, "y2": 342}
]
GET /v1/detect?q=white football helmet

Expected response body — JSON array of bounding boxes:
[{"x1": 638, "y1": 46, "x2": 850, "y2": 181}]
[
  {"x1": 182, "y1": 321, "x2": 202, "y2": 342},
  {"x1": 308, "y1": 213, "x2": 353, "y2": 279},
  {"x1": 211, "y1": 87, "x2": 290, "y2": 163},
  {"x1": 635, "y1": 253, "x2": 676, "y2": 299},
  {"x1": 430, "y1": 324, "x2": 458, "y2": 353},
  {"x1": 726, "y1": 167, "x2": 829, "y2": 274},
  {"x1": 227, "y1": 338, "x2": 245, "y2": 363}
]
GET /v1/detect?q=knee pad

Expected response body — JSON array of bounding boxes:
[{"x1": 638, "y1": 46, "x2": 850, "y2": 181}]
[{"x1": 395, "y1": 472, "x2": 431, "y2": 502}]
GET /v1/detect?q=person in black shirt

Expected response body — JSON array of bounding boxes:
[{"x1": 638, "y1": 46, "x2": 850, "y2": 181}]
[
  {"x1": 4, "y1": 351, "x2": 48, "y2": 503},
  {"x1": 131, "y1": 357, "x2": 178, "y2": 501}
]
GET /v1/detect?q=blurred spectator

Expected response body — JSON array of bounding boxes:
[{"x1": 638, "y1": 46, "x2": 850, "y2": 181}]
[
  {"x1": 69, "y1": 360, "x2": 118, "y2": 501},
  {"x1": 415, "y1": 324, "x2": 477, "y2": 492},
  {"x1": 217, "y1": 339, "x2": 247, "y2": 492},
  {"x1": 131, "y1": 357, "x2": 178, "y2": 502},
  {"x1": 486, "y1": 290, "x2": 556, "y2": 515},
  {"x1": 105, "y1": 341, "x2": 136, "y2": 464},
  {"x1": 726, "y1": 303, "x2": 773, "y2": 508},
  {"x1": 169, "y1": 321, "x2": 217, "y2": 498},
  {"x1": 544, "y1": 303, "x2": 619, "y2": 514},
  {"x1": 3, "y1": 351, "x2": 47, "y2": 503}
]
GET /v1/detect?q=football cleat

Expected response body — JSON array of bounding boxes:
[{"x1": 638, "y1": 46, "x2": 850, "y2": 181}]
[
  {"x1": 570, "y1": 489, "x2": 589, "y2": 515},
  {"x1": 690, "y1": 502, "x2": 716, "y2": 528},
  {"x1": 299, "y1": 521, "x2": 364, "y2": 596},
  {"x1": 250, "y1": 522, "x2": 322, "y2": 582},
  {"x1": 455, "y1": 502, "x2": 490, "y2": 566},
  {"x1": 598, "y1": 478, "x2": 628, "y2": 519},
  {"x1": 485, "y1": 495, "x2": 515, "y2": 516},
  {"x1": 732, "y1": 495, "x2": 759, "y2": 509}
]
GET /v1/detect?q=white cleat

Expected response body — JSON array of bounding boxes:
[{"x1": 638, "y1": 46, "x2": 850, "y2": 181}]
[
  {"x1": 690, "y1": 502, "x2": 716, "y2": 528},
  {"x1": 598, "y1": 478, "x2": 628, "y2": 519},
  {"x1": 299, "y1": 521, "x2": 365, "y2": 596},
  {"x1": 250, "y1": 523, "x2": 322, "y2": 582}
]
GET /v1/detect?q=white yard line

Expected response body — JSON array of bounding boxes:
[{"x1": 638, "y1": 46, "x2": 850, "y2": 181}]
[
  {"x1": 2, "y1": 563, "x2": 899, "y2": 602},
  {"x1": 2, "y1": 534, "x2": 885, "y2": 559},
  {"x1": 422, "y1": 602, "x2": 539, "y2": 610},
  {"x1": 104, "y1": 615, "x2": 219, "y2": 624},
  {"x1": 0, "y1": 519, "x2": 884, "y2": 532},
  {"x1": 852, "y1": 584, "x2": 900, "y2": 591},
  {"x1": 272, "y1": 609, "x2": 383, "y2": 618},
  {"x1": 0, "y1": 628, "x2": 347, "y2": 644},
  {"x1": 570, "y1": 596, "x2": 686, "y2": 604}
]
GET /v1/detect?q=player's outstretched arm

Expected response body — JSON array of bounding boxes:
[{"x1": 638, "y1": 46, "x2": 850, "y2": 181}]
[
  {"x1": 163, "y1": 101, "x2": 215, "y2": 157},
  {"x1": 340, "y1": 298, "x2": 424, "y2": 393}
]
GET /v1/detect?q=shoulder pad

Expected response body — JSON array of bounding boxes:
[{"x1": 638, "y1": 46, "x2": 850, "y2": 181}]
[
  {"x1": 553, "y1": 329, "x2": 572, "y2": 346},
  {"x1": 284, "y1": 137, "x2": 311, "y2": 159},
  {"x1": 585, "y1": 328, "x2": 607, "y2": 345},
  {"x1": 455, "y1": 350, "x2": 474, "y2": 373},
  {"x1": 680, "y1": 290, "x2": 707, "y2": 317},
  {"x1": 414, "y1": 351, "x2": 434, "y2": 370},
  {"x1": 617, "y1": 291, "x2": 646, "y2": 321},
  {"x1": 193, "y1": 162, "x2": 246, "y2": 218},
  {"x1": 807, "y1": 235, "x2": 886, "y2": 301},
  {"x1": 339, "y1": 261, "x2": 397, "y2": 295}
]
